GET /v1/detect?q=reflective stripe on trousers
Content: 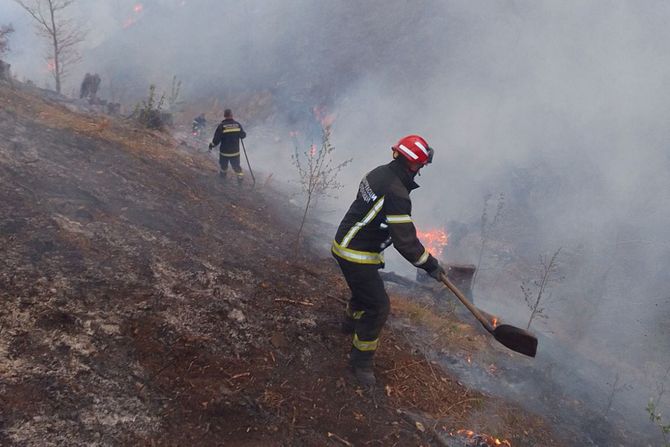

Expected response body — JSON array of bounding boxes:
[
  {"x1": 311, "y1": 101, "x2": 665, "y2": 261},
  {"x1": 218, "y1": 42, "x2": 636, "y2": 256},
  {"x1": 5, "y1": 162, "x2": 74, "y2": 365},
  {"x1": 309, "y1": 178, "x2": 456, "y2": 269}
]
[
  {"x1": 353, "y1": 333, "x2": 378, "y2": 351},
  {"x1": 334, "y1": 255, "x2": 389, "y2": 359}
]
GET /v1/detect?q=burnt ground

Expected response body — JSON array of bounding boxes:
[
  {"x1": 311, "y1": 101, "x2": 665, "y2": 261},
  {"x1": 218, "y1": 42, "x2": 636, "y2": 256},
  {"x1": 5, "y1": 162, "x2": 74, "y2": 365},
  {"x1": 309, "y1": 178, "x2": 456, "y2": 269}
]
[{"x1": 0, "y1": 84, "x2": 563, "y2": 446}]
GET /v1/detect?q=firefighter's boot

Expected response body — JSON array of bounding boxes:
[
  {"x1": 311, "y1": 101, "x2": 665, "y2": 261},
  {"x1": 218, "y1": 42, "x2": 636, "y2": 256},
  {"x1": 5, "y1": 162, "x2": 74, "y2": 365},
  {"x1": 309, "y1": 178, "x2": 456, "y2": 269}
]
[
  {"x1": 219, "y1": 170, "x2": 228, "y2": 180},
  {"x1": 350, "y1": 347, "x2": 376, "y2": 387},
  {"x1": 236, "y1": 172, "x2": 244, "y2": 185}
]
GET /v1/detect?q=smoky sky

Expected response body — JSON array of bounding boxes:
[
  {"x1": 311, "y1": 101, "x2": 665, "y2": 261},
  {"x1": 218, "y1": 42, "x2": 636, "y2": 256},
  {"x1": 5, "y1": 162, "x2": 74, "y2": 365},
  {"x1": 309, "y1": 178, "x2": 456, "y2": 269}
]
[{"x1": 3, "y1": 0, "x2": 670, "y2": 436}]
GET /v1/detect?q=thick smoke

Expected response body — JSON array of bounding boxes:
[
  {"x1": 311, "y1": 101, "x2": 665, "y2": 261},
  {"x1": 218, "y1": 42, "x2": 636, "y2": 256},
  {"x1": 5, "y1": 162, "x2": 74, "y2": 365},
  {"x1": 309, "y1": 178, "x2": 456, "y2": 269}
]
[{"x1": 3, "y1": 0, "x2": 669, "y2": 441}]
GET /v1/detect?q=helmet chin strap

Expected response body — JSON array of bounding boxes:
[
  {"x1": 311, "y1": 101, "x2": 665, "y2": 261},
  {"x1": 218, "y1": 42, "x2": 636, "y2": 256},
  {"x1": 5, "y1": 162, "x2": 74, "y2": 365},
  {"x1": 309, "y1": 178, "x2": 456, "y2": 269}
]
[{"x1": 392, "y1": 148, "x2": 423, "y2": 176}]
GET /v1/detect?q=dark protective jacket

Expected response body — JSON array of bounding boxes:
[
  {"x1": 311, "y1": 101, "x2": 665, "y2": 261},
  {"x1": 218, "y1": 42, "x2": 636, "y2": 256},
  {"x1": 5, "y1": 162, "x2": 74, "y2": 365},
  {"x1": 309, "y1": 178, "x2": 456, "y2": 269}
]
[
  {"x1": 212, "y1": 118, "x2": 246, "y2": 156},
  {"x1": 332, "y1": 159, "x2": 439, "y2": 272}
]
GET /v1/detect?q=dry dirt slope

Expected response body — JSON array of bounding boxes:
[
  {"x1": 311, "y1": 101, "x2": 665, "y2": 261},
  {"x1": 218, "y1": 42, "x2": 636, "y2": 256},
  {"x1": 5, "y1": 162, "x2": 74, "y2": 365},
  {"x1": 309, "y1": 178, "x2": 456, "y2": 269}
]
[{"x1": 0, "y1": 84, "x2": 560, "y2": 446}]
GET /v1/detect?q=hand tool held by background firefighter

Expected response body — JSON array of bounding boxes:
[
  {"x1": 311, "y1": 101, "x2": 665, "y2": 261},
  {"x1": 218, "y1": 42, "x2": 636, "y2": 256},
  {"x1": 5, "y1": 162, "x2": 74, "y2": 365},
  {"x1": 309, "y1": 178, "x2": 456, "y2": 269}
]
[
  {"x1": 439, "y1": 273, "x2": 537, "y2": 357},
  {"x1": 240, "y1": 140, "x2": 256, "y2": 187}
]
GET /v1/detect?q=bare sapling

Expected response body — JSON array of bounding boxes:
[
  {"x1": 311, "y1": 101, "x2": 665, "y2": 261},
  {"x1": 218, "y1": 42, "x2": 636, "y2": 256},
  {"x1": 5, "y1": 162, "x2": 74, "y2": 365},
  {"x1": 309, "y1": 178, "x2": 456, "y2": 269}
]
[
  {"x1": 0, "y1": 24, "x2": 14, "y2": 56},
  {"x1": 292, "y1": 125, "x2": 351, "y2": 255},
  {"x1": 14, "y1": 0, "x2": 86, "y2": 94},
  {"x1": 647, "y1": 365, "x2": 670, "y2": 446},
  {"x1": 521, "y1": 247, "x2": 563, "y2": 330},
  {"x1": 472, "y1": 192, "x2": 505, "y2": 291},
  {"x1": 603, "y1": 372, "x2": 632, "y2": 416},
  {"x1": 134, "y1": 84, "x2": 166, "y2": 129},
  {"x1": 0, "y1": 24, "x2": 14, "y2": 83},
  {"x1": 168, "y1": 75, "x2": 182, "y2": 110}
]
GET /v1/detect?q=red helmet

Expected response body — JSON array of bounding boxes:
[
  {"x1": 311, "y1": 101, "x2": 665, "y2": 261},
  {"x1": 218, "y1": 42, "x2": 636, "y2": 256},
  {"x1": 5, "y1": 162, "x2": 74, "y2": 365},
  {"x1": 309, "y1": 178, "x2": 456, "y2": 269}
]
[{"x1": 392, "y1": 135, "x2": 434, "y2": 165}]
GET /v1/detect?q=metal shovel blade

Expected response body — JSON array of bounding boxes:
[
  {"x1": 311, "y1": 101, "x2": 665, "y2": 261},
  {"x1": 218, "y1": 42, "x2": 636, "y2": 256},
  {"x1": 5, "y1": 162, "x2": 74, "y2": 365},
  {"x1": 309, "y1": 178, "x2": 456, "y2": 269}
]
[
  {"x1": 492, "y1": 324, "x2": 538, "y2": 358},
  {"x1": 440, "y1": 274, "x2": 538, "y2": 357}
]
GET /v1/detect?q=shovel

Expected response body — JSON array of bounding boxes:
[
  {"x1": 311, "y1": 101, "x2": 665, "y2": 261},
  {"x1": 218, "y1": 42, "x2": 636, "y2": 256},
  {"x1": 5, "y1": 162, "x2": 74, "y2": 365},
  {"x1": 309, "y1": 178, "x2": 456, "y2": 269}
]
[
  {"x1": 440, "y1": 273, "x2": 538, "y2": 357},
  {"x1": 240, "y1": 140, "x2": 256, "y2": 187}
]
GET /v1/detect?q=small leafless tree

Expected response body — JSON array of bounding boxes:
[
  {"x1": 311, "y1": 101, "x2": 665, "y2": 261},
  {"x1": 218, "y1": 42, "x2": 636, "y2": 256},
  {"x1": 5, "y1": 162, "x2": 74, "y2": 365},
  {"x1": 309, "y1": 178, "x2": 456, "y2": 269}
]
[
  {"x1": 472, "y1": 192, "x2": 505, "y2": 291},
  {"x1": 292, "y1": 125, "x2": 351, "y2": 254},
  {"x1": 521, "y1": 247, "x2": 564, "y2": 330},
  {"x1": 604, "y1": 372, "x2": 632, "y2": 416},
  {"x1": 133, "y1": 84, "x2": 166, "y2": 129},
  {"x1": 14, "y1": 0, "x2": 85, "y2": 94},
  {"x1": 0, "y1": 24, "x2": 14, "y2": 56},
  {"x1": 0, "y1": 24, "x2": 14, "y2": 82},
  {"x1": 646, "y1": 365, "x2": 670, "y2": 446},
  {"x1": 168, "y1": 75, "x2": 182, "y2": 110}
]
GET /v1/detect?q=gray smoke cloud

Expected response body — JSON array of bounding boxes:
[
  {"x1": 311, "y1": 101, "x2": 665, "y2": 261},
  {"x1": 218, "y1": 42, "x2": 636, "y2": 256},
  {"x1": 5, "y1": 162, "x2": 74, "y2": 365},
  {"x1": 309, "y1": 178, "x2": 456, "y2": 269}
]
[{"x1": 3, "y1": 0, "x2": 669, "y2": 441}]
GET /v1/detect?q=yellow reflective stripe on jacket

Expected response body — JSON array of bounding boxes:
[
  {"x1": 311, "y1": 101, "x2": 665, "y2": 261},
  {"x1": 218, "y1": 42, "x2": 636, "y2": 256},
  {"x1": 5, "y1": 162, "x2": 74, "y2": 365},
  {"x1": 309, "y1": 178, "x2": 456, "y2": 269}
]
[
  {"x1": 346, "y1": 304, "x2": 365, "y2": 320},
  {"x1": 386, "y1": 214, "x2": 412, "y2": 224},
  {"x1": 341, "y1": 196, "x2": 385, "y2": 247},
  {"x1": 222, "y1": 128, "x2": 241, "y2": 133},
  {"x1": 332, "y1": 240, "x2": 383, "y2": 265},
  {"x1": 413, "y1": 249, "x2": 430, "y2": 266},
  {"x1": 221, "y1": 152, "x2": 240, "y2": 157},
  {"x1": 353, "y1": 333, "x2": 379, "y2": 351}
]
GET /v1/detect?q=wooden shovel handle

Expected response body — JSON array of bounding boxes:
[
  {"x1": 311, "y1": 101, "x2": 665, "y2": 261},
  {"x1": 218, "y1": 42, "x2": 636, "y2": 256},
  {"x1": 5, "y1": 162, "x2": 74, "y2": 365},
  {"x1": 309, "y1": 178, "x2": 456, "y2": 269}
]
[{"x1": 440, "y1": 273, "x2": 494, "y2": 333}]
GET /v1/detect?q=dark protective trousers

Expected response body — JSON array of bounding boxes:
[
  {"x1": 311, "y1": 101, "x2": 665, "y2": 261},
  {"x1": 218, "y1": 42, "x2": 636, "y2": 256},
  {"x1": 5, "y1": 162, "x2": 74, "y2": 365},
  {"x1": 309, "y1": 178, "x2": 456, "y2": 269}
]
[
  {"x1": 219, "y1": 153, "x2": 243, "y2": 174},
  {"x1": 335, "y1": 256, "x2": 390, "y2": 367}
]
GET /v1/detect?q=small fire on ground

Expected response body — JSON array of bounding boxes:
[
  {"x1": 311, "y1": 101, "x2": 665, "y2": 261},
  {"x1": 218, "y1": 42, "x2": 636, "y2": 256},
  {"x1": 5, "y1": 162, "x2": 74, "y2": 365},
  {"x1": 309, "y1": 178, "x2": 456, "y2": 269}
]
[
  {"x1": 449, "y1": 429, "x2": 512, "y2": 446},
  {"x1": 417, "y1": 228, "x2": 448, "y2": 259}
]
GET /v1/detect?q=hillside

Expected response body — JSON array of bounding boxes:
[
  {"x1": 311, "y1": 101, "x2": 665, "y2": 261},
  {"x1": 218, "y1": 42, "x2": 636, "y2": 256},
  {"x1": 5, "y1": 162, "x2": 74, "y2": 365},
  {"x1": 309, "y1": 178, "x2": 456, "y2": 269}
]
[{"x1": 0, "y1": 83, "x2": 561, "y2": 446}]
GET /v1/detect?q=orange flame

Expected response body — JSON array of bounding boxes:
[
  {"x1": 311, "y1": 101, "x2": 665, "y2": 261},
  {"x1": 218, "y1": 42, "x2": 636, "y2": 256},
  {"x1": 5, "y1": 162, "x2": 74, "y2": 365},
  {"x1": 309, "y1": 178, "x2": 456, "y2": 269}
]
[
  {"x1": 454, "y1": 429, "x2": 512, "y2": 446},
  {"x1": 313, "y1": 106, "x2": 335, "y2": 128},
  {"x1": 416, "y1": 229, "x2": 448, "y2": 259},
  {"x1": 122, "y1": 3, "x2": 144, "y2": 29},
  {"x1": 492, "y1": 317, "x2": 499, "y2": 328}
]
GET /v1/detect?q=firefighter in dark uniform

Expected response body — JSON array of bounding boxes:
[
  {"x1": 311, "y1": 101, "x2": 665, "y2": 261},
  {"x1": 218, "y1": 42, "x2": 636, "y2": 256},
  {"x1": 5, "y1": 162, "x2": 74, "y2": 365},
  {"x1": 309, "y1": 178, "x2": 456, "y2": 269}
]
[
  {"x1": 208, "y1": 109, "x2": 247, "y2": 184},
  {"x1": 332, "y1": 135, "x2": 446, "y2": 386},
  {"x1": 192, "y1": 113, "x2": 207, "y2": 135}
]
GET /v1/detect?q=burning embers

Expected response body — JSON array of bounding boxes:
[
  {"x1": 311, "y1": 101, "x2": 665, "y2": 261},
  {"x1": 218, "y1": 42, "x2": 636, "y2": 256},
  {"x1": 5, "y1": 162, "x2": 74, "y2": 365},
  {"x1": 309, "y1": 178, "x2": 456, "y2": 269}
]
[
  {"x1": 417, "y1": 228, "x2": 449, "y2": 258},
  {"x1": 122, "y1": 3, "x2": 144, "y2": 29},
  {"x1": 448, "y1": 429, "x2": 512, "y2": 447}
]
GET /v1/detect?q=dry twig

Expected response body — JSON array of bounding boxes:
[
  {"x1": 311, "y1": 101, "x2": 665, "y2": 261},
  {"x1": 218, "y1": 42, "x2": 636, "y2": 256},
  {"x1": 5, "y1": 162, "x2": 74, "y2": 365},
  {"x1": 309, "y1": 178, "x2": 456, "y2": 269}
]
[
  {"x1": 327, "y1": 432, "x2": 354, "y2": 446},
  {"x1": 274, "y1": 298, "x2": 314, "y2": 306},
  {"x1": 438, "y1": 397, "x2": 483, "y2": 417},
  {"x1": 230, "y1": 372, "x2": 251, "y2": 380},
  {"x1": 382, "y1": 360, "x2": 424, "y2": 374}
]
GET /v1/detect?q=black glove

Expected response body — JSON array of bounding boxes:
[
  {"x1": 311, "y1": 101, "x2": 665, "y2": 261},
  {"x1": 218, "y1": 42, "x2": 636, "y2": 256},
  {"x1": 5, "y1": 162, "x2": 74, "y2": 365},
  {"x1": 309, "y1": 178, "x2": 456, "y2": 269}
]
[
  {"x1": 427, "y1": 263, "x2": 446, "y2": 282},
  {"x1": 208, "y1": 142, "x2": 214, "y2": 151}
]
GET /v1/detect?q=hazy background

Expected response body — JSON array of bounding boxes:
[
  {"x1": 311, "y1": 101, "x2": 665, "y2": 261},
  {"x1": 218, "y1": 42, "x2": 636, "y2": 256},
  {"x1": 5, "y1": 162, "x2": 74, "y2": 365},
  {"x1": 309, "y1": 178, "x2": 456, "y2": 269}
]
[{"x1": 2, "y1": 0, "x2": 669, "y2": 442}]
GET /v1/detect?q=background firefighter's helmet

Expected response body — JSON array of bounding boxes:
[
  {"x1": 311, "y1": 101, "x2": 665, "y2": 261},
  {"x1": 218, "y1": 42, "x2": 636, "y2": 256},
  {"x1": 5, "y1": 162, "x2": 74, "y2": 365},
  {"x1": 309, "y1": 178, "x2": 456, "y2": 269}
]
[{"x1": 392, "y1": 135, "x2": 434, "y2": 165}]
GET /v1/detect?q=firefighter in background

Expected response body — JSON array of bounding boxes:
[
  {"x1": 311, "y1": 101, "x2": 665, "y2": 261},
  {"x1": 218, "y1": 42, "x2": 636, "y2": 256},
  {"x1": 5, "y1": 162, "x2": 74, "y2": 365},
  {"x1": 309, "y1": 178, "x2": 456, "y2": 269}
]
[
  {"x1": 209, "y1": 109, "x2": 247, "y2": 184},
  {"x1": 332, "y1": 135, "x2": 446, "y2": 386},
  {"x1": 79, "y1": 73, "x2": 101, "y2": 102},
  {"x1": 192, "y1": 113, "x2": 207, "y2": 136}
]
